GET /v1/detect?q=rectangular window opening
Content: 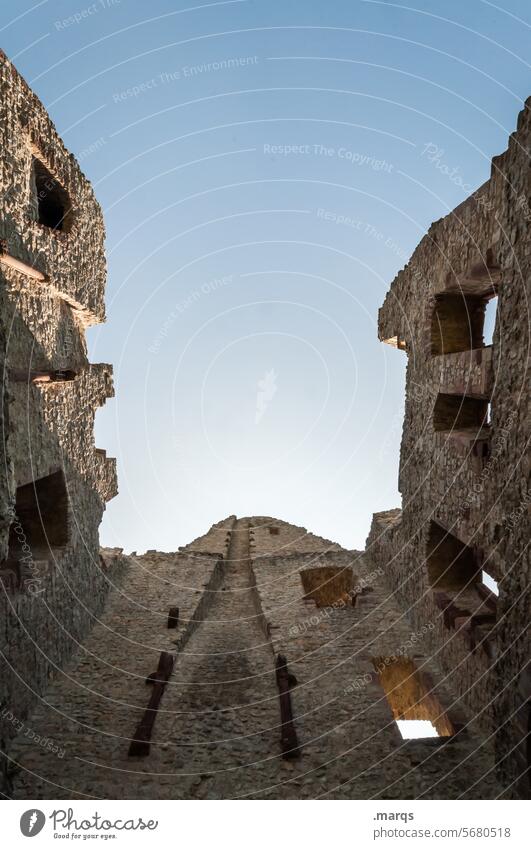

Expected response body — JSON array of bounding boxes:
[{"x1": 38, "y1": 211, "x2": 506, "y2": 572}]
[
  {"x1": 31, "y1": 158, "x2": 73, "y2": 232},
  {"x1": 431, "y1": 287, "x2": 499, "y2": 356},
  {"x1": 482, "y1": 570, "x2": 499, "y2": 596},
  {"x1": 483, "y1": 295, "x2": 498, "y2": 347},
  {"x1": 396, "y1": 719, "x2": 439, "y2": 739},
  {"x1": 426, "y1": 522, "x2": 497, "y2": 634},
  {"x1": 373, "y1": 656, "x2": 455, "y2": 738},
  {"x1": 9, "y1": 470, "x2": 69, "y2": 560},
  {"x1": 433, "y1": 393, "x2": 489, "y2": 434},
  {"x1": 426, "y1": 521, "x2": 481, "y2": 593},
  {"x1": 299, "y1": 565, "x2": 353, "y2": 608}
]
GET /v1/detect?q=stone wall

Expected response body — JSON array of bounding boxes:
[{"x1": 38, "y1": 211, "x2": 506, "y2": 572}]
[
  {"x1": 8, "y1": 549, "x2": 223, "y2": 798},
  {"x1": 371, "y1": 98, "x2": 530, "y2": 798},
  {"x1": 1, "y1": 46, "x2": 526, "y2": 799},
  {"x1": 178, "y1": 515, "x2": 234, "y2": 557},
  {"x1": 248, "y1": 515, "x2": 343, "y2": 557},
  {"x1": 251, "y1": 547, "x2": 499, "y2": 798},
  {"x1": 6, "y1": 518, "x2": 502, "y2": 799},
  {"x1": 0, "y1": 51, "x2": 116, "y2": 795},
  {"x1": 0, "y1": 50, "x2": 106, "y2": 320}
]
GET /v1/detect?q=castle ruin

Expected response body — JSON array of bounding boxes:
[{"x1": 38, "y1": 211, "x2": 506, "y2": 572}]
[
  {"x1": 0, "y1": 52, "x2": 528, "y2": 800},
  {"x1": 0, "y1": 50, "x2": 117, "y2": 788},
  {"x1": 370, "y1": 97, "x2": 530, "y2": 798}
]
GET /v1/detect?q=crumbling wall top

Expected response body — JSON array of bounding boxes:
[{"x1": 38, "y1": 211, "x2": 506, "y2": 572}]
[{"x1": 0, "y1": 50, "x2": 106, "y2": 323}]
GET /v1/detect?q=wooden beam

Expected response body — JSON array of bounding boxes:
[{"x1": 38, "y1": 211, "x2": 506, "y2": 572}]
[
  {"x1": 275, "y1": 653, "x2": 301, "y2": 759},
  {"x1": 0, "y1": 242, "x2": 46, "y2": 281},
  {"x1": 128, "y1": 651, "x2": 174, "y2": 757}
]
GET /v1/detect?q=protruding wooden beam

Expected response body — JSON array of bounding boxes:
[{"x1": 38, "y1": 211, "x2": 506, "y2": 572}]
[
  {"x1": 128, "y1": 651, "x2": 174, "y2": 757},
  {"x1": 10, "y1": 368, "x2": 77, "y2": 384},
  {"x1": 275, "y1": 653, "x2": 301, "y2": 759},
  {"x1": 0, "y1": 241, "x2": 46, "y2": 281}
]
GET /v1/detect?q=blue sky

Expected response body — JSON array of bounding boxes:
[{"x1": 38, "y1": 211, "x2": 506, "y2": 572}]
[{"x1": 3, "y1": 0, "x2": 530, "y2": 551}]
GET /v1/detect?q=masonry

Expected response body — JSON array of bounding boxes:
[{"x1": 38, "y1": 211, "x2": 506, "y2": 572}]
[
  {"x1": 5, "y1": 517, "x2": 501, "y2": 798},
  {"x1": 0, "y1": 52, "x2": 529, "y2": 800},
  {"x1": 368, "y1": 98, "x2": 531, "y2": 799},
  {"x1": 0, "y1": 50, "x2": 117, "y2": 791}
]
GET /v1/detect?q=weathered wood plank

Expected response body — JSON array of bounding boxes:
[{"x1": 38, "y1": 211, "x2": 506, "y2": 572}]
[
  {"x1": 128, "y1": 651, "x2": 174, "y2": 757},
  {"x1": 275, "y1": 653, "x2": 301, "y2": 759}
]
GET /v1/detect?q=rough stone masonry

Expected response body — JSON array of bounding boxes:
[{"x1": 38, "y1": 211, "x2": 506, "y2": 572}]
[
  {"x1": 0, "y1": 49, "x2": 117, "y2": 792},
  {"x1": 370, "y1": 94, "x2": 530, "y2": 800},
  {"x1": 0, "y1": 52, "x2": 529, "y2": 799},
  {"x1": 6, "y1": 518, "x2": 500, "y2": 799}
]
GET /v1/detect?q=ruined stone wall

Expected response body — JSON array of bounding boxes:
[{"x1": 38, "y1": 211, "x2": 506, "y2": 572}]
[
  {"x1": 0, "y1": 50, "x2": 106, "y2": 320},
  {"x1": 489, "y1": 101, "x2": 531, "y2": 797},
  {"x1": 178, "y1": 514, "x2": 234, "y2": 557},
  {"x1": 8, "y1": 550, "x2": 223, "y2": 798},
  {"x1": 251, "y1": 548, "x2": 499, "y2": 798},
  {"x1": 6, "y1": 518, "x2": 502, "y2": 799},
  {"x1": 371, "y1": 99, "x2": 530, "y2": 797},
  {"x1": 0, "y1": 52, "x2": 117, "y2": 793},
  {"x1": 1, "y1": 43, "x2": 526, "y2": 799},
  {"x1": 247, "y1": 515, "x2": 343, "y2": 557}
]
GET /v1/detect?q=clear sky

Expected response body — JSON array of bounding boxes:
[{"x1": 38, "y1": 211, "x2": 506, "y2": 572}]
[{"x1": 3, "y1": 0, "x2": 530, "y2": 551}]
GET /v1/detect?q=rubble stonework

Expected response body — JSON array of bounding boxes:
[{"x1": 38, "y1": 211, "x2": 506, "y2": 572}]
[
  {"x1": 0, "y1": 52, "x2": 528, "y2": 799},
  {"x1": 0, "y1": 50, "x2": 117, "y2": 792},
  {"x1": 8, "y1": 518, "x2": 500, "y2": 798},
  {"x1": 368, "y1": 99, "x2": 530, "y2": 798}
]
